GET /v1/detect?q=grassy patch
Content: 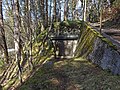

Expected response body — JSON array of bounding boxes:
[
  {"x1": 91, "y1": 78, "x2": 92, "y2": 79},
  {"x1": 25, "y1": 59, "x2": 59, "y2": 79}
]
[{"x1": 19, "y1": 58, "x2": 120, "y2": 90}]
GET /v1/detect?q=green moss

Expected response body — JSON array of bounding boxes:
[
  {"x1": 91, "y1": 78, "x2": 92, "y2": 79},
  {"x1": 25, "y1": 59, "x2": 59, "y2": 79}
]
[
  {"x1": 101, "y1": 37, "x2": 117, "y2": 49},
  {"x1": 54, "y1": 20, "x2": 117, "y2": 52},
  {"x1": 53, "y1": 20, "x2": 118, "y2": 58},
  {"x1": 3, "y1": 78, "x2": 17, "y2": 90},
  {"x1": 59, "y1": 20, "x2": 82, "y2": 28},
  {"x1": 19, "y1": 58, "x2": 120, "y2": 90},
  {"x1": 75, "y1": 24, "x2": 99, "y2": 58},
  {"x1": 53, "y1": 22, "x2": 60, "y2": 29},
  {"x1": 74, "y1": 21, "x2": 118, "y2": 59}
]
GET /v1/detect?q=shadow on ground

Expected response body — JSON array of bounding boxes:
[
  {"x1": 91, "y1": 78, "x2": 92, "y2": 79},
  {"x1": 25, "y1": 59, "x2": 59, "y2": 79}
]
[{"x1": 19, "y1": 58, "x2": 120, "y2": 90}]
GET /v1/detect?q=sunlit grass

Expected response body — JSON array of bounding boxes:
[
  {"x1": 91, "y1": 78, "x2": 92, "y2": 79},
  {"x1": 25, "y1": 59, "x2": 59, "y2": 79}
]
[{"x1": 19, "y1": 58, "x2": 120, "y2": 90}]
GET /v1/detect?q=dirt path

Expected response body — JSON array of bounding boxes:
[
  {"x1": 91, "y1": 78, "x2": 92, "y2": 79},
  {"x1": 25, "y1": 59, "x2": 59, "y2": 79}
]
[{"x1": 19, "y1": 58, "x2": 120, "y2": 90}]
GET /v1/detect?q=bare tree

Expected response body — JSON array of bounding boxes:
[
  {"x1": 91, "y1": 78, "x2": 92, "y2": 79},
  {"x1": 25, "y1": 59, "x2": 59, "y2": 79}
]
[{"x1": 13, "y1": 0, "x2": 22, "y2": 83}]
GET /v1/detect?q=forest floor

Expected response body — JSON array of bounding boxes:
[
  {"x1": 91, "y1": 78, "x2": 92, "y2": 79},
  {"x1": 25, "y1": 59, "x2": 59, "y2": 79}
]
[{"x1": 18, "y1": 57, "x2": 120, "y2": 90}]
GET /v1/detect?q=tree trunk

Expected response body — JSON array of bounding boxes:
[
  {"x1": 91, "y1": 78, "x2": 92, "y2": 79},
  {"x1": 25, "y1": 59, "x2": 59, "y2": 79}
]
[
  {"x1": 45, "y1": 0, "x2": 48, "y2": 27},
  {"x1": 83, "y1": 0, "x2": 87, "y2": 21},
  {"x1": 13, "y1": 0, "x2": 22, "y2": 83},
  {"x1": 49, "y1": 0, "x2": 52, "y2": 24},
  {"x1": 41, "y1": 0, "x2": 45, "y2": 25},
  {"x1": 100, "y1": 0, "x2": 102, "y2": 33},
  {"x1": 72, "y1": 0, "x2": 75, "y2": 20},
  {"x1": 29, "y1": 0, "x2": 34, "y2": 69},
  {"x1": 53, "y1": 0, "x2": 56, "y2": 22},
  {"x1": 0, "y1": 0, "x2": 9, "y2": 64},
  {"x1": 64, "y1": 0, "x2": 69, "y2": 21},
  {"x1": 58, "y1": 0, "x2": 61, "y2": 22},
  {"x1": 72, "y1": 0, "x2": 77, "y2": 20}
]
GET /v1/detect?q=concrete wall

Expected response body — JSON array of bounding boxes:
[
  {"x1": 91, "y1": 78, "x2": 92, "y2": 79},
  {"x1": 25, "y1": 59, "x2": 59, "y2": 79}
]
[
  {"x1": 75, "y1": 24, "x2": 120, "y2": 75},
  {"x1": 88, "y1": 37, "x2": 120, "y2": 75},
  {"x1": 57, "y1": 40, "x2": 78, "y2": 58}
]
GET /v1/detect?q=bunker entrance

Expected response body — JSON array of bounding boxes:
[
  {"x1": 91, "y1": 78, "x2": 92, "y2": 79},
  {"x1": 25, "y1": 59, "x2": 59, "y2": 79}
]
[{"x1": 50, "y1": 35, "x2": 79, "y2": 58}]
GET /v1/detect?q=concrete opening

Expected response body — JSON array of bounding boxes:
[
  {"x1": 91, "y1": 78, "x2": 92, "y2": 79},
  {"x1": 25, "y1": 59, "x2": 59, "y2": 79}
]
[{"x1": 50, "y1": 35, "x2": 78, "y2": 58}]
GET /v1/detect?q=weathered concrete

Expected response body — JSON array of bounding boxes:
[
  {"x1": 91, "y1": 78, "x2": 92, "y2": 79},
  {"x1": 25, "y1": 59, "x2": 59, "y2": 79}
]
[
  {"x1": 52, "y1": 21, "x2": 120, "y2": 75},
  {"x1": 54, "y1": 40, "x2": 78, "y2": 58},
  {"x1": 88, "y1": 37, "x2": 120, "y2": 75},
  {"x1": 75, "y1": 23, "x2": 120, "y2": 75}
]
